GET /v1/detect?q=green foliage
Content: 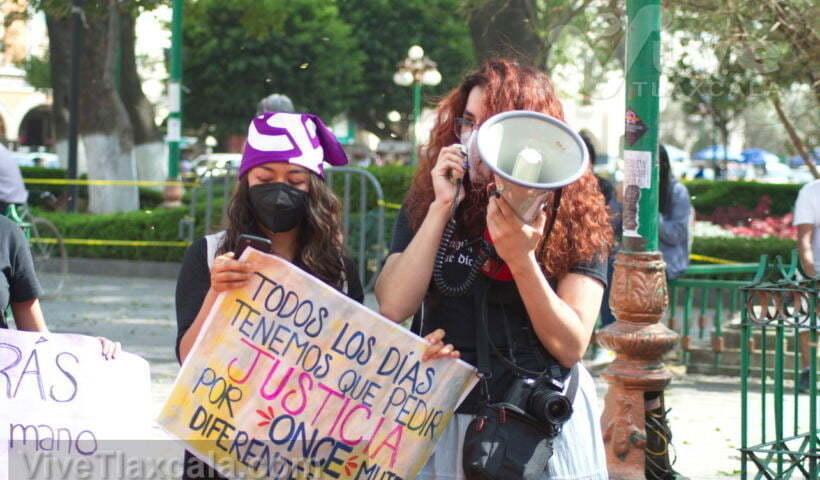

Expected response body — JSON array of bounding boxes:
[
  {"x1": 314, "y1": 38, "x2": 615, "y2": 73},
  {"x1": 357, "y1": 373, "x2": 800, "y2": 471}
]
[
  {"x1": 183, "y1": 0, "x2": 364, "y2": 137},
  {"x1": 336, "y1": 0, "x2": 475, "y2": 135},
  {"x1": 665, "y1": 0, "x2": 819, "y2": 156},
  {"x1": 684, "y1": 180, "x2": 801, "y2": 216},
  {"x1": 366, "y1": 164, "x2": 415, "y2": 205},
  {"x1": 16, "y1": 55, "x2": 51, "y2": 91},
  {"x1": 37, "y1": 207, "x2": 197, "y2": 262},
  {"x1": 692, "y1": 236, "x2": 795, "y2": 264}
]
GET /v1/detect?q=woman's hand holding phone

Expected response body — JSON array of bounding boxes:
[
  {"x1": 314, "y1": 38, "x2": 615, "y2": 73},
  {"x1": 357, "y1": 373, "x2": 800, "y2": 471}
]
[{"x1": 211, "y1": 252, "x2": 255, "y2": 292}]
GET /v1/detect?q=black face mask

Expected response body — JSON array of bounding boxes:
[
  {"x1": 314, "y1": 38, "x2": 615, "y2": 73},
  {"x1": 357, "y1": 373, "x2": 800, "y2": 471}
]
[{"x1": 248, "y1": 182, "x2": 309, "y2": 233}]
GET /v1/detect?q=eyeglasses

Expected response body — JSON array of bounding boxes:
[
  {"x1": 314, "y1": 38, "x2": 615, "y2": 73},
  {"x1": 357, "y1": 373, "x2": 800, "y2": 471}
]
[{"x1": 454, "y1": 117, "x2": 476, "y2": 143}]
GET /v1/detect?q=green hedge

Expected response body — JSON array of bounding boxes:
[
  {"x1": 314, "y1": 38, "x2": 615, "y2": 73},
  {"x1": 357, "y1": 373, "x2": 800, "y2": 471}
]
[
  {"x1": 38, "y1": 206, "x2": 205, "y2": 262},
  {"x1": 684, "y1": 180, "x2": 801, "y2": 216},
  {"x1": 365, "y1": 165, "x2": 414, "y2": 205},
  {"x1": 691, "y1": 236, "x2": 795, "y2": 264}
]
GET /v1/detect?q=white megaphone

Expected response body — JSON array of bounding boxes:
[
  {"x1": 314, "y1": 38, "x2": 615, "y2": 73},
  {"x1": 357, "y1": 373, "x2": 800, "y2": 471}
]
[{"x1": 466, "y1": 110, "x2": 589, "y2": 224}]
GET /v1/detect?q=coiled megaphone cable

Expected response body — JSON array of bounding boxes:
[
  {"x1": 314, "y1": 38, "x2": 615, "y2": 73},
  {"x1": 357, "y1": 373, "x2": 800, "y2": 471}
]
[{"x1": 433, "y1": 175, "x2": 493, "y2": 296}]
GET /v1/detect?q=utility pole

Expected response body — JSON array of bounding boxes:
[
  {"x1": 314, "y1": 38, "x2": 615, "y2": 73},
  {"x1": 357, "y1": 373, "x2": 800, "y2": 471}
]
[
  {"x1": 163, "y1": 0, "x2": 183, "y2": 206},
  {"x1": 598, "y1": 0, "x2": 679, "y2": 478}
]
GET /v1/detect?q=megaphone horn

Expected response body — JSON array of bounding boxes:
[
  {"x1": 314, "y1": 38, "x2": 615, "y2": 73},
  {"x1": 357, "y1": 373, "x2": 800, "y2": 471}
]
[{"x1": 470, "y1": 110, "x2": 589, "y2": 224}]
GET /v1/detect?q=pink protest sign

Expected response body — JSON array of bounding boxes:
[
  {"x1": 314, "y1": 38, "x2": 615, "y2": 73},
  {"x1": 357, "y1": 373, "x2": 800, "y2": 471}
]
[{"x1": 159, "y1": 249, "x2": 477, "y2": 479}]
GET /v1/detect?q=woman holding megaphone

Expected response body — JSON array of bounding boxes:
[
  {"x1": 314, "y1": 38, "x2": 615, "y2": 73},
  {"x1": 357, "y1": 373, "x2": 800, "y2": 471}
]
[{"x1": 376, "y1": 60, "x2": 612, "y2": 479}]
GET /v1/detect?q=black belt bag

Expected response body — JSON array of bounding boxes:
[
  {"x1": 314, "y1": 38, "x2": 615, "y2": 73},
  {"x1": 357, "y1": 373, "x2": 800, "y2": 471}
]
[{"x1": 462, "y1": 276, "x2": 579, "y2": 480}]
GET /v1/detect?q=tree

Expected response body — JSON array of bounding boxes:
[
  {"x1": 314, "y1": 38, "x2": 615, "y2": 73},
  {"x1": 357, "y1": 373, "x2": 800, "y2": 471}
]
[
  {"x1": 336, "y1": 0, "x2": 475, "y2": 137},
  {"x1": 182, "y1": 0, "x2": 364, "y2": 138},
  {"x1": 119, "y1": 10, "x2": 166, "y2": 186},
  {"x1": 666, "y1": 0, "x2": 819, "y2": 177},
  {"x1": 462, "y1": 0, "x2": 596, "y2": 71},
  {"x1": 31, "y1": 0, "x2": 165, "y2": 212},
  {"x1": 45, "y1": 1, "x2": 138, "y2": 213}
]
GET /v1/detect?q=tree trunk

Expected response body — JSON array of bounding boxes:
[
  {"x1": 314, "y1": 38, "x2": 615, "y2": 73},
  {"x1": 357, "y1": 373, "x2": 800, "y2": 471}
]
[
  {"x1": 76, "y1": 2, "x2": 138, "y2": 213},
  {"x1": 45, "y1": 15, "x2": 78, "y2": 172},
  {"x1": 771, "y1": 93, "x2": 819, "y2": 178},
  {"x1": 467, "y1": 0, "x2": 543, "y2": 66},
  {"x1": 119, "y1": 10, "x2": 167, "y2": 188}
]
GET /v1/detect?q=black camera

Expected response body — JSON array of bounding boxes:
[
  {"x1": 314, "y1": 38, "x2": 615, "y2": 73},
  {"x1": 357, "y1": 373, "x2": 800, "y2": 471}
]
[{"x1": 502, "y1": 377, "x2": 573, "y2": 426}]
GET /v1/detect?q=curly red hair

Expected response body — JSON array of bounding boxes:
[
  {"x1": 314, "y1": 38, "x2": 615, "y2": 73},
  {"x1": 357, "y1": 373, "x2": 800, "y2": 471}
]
[{"x1": 404, "y1": 59, "x2": 613, "y2": 279}]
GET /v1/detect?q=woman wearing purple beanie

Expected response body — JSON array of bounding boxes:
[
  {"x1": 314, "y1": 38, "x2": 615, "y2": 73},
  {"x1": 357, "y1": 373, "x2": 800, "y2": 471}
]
[{"x1": 173, "y1": 112, "x2": 453, "y2": 479}]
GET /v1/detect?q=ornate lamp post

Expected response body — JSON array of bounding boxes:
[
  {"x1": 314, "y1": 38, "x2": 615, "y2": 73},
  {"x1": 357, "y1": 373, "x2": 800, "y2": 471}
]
[
  {"x1": 163, "y1": 0, "x2": 184, "y2": 207},
  {"x1": 597, "y1": 0, "x2": 679, "y2": 479},
  {"x1": 393, "y1": 45, "x2": 441, "y2": 163}
]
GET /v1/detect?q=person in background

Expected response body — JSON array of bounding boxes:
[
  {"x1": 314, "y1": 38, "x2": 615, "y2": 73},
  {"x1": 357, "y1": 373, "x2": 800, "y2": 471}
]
[
  {"x1": 794, "y1": 177, "x2": 819, "y2": 393},
  {"x1": 580, "y1": 133, "x2": 620, "y2": 368},
  {"x1": 256, "y1": 93, "x2": 295, "y2": 115},
  {"x1": 658, "y1": 144, "x2": 692, "y2": 281},
  {"x1": 1, "y1": 214, "x2": 121, "y2": 357},
  {"x1": 0, "y1": 142, "x2": 28, "y2": 213}
]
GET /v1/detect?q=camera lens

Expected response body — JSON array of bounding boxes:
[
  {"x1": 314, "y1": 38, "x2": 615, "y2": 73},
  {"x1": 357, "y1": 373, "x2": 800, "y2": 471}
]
[{"x1": 529, "y1": 388, "x2": 573, "y2": 425}]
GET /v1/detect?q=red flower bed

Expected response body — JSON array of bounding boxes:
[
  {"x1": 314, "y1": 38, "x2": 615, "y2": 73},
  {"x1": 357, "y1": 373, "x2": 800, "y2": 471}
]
[{"x1": 699, "y1": 195, "x2": 797, "y2": 240}]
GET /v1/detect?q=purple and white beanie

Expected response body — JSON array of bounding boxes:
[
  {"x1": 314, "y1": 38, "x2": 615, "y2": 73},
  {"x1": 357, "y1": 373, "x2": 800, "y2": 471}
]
[{"x1": 239, "y1": 112, "x2": 348, "y2": 179}]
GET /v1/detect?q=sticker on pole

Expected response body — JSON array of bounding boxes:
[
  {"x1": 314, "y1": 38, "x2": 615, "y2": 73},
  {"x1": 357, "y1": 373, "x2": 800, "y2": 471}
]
[
  {"x1": 622, "y1": 149, "x2": 652, "y2": 237},
  {"x1": 624, "y1": 149, "x2": 651, "y2": 189},
  {"x1": 625, "y1": 110, "x2": 648, "y2": 146}
]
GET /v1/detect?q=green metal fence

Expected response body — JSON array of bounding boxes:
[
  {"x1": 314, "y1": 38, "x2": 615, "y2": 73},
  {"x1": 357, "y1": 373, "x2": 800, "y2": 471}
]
[
  {"x1": 667, "y1": 263, "x2": 760, "y2": 369},
  {"x1": 740, "y1": 252, "x2": 818, "y2": 479}
]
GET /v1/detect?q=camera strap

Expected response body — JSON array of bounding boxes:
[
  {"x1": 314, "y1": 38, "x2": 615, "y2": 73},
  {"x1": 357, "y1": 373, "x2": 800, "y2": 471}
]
[{"x1": 473, "y1": 275, "x2": 578, "y2": 398}]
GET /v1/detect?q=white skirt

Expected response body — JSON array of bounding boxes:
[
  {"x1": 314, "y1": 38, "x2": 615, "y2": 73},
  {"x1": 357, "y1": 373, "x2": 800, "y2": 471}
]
[{"x1": 417, "y1": 364, "x2": 608, "y2": 480}]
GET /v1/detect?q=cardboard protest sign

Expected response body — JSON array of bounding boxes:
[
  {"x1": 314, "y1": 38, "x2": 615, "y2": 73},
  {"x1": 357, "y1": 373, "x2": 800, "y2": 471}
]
[
  {"x1": 159, "y1": 249, "x2": 477, "y2": 480},
  {"x1": 0, "y1": 330, "x2": 154, "y2": 479}
]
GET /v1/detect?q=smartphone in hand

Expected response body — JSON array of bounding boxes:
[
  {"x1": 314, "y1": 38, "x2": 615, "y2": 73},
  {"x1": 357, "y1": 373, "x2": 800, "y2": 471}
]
[{"x1": 235, "y1": 234, "x2": 272, "y2": 258}]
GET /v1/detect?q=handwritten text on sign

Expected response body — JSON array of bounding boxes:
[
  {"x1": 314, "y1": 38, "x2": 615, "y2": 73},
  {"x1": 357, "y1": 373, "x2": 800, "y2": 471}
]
[
  {"x1": 159, "y1": 249, "x2": 477, "y2": 480},
  {"x1": 0, "y1": 330, "x2": 153, "y2": 479}
]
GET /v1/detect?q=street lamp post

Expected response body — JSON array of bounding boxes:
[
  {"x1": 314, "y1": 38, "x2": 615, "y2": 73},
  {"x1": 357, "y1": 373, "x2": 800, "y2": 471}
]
[
  {"x1": 163, "y1": 0, "x2": 184, "y2": 207},
  {"x1": 597, "y1": 0, "x2": 679, "y2": 479},
  {"x1": 393, "y1": 45, "x2": 441, "y2": 163}
]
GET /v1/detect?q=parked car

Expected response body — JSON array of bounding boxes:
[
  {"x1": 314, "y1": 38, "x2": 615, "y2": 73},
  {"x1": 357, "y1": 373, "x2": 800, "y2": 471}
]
[
  {"x1": 11, "y1": 151, "x2": 60, "y2": 169},
  {"x1": 192, "y1": 153, "x2": 241, "y2": 178}
]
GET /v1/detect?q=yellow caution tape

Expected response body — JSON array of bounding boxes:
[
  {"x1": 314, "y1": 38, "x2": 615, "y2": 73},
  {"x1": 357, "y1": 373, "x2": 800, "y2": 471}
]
[
  {"x1": 689, "y1": 253, "x2": 739, "y2": 265},
  {"x1": 24, "y1": 178, "x2": 198, "y2": 188},
  {"x1": 376, "y1": 199, "x2": 402, "y2": 210},
  {"x1": 31, "y1": 238, "x2": 190, "y2": 248}
]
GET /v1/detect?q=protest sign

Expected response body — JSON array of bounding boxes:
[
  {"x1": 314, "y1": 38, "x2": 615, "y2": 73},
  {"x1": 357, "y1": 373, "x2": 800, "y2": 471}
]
[
  {"x1": 159, "y1": 249, "x2": 477, "y2": 480},
  {"x1": 0, "y1": 330, "x2": 155, "y2": 479}
]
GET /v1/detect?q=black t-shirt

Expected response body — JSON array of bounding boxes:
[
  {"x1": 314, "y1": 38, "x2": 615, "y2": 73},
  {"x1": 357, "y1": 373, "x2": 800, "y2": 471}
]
[
  {"x1": 390, "y1": 206, "x2": 606, "y2": 414},
  {"x1": 0, "y1": 216, "x2": 42, "y2": 328},
  {"x1": 174, "y1": 237, "x2": 365, "y2": 362}
]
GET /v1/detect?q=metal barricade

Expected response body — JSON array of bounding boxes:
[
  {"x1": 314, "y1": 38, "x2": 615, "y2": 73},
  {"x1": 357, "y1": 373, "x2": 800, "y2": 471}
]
[
  {"x1": 667, "y1": 263, "x2": 760, "y2": 370},
  {"x1": 325, "y1": 166, "x2": 386, "y2": 291},
  {"x1": 740, "y1": 252, "x2": 818, "y2": 479}
]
